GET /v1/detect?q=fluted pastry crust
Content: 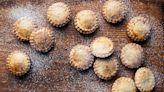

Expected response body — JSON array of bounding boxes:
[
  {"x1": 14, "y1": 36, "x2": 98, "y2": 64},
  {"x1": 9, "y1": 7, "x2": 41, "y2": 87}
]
[
  {"x1": 69, "y1": 45, "x2": 94, "y2": 70},
  {"x1": 91, "y1": 37, "x2": 114, "y2": 58},
  {"x1": 6, "y1": 51, "x2": 31, "y2": 76},
  {"x1": 135, "y1": 67, "x2": 155, "y2": 92},
  {"x1": 30, "y1": 27, "x2": 54, "y2": 53},
  {"x1": 75, "y1": 10, "x2": 98, "y2": 34},
  {"x1": 93, "y1": 58, "x2": 118, "y2": 80},
  {"x1": 13, "y1": 17, "x2": 36, "y2": 41},
  {"x1": 102, "y1": 0, "x2": 127, "y2": 23},
  {"x1": 120, "y1": 43, "x2": 144, "y2": 68},
  {"x1": 47, "y1": 2, "x2": 71, "y2": 27},
  {"x1": 127, "y1": 16, "x2": 151, "y2": 41},
  {"x1": 112, "y1": 77, "x2": 137, "y2": 92}
]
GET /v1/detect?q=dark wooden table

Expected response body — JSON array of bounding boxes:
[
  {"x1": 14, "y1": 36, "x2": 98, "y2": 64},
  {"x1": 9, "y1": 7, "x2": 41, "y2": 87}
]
[{"x1": 0, "y1": 0, "x2": 163, "y2": 92}]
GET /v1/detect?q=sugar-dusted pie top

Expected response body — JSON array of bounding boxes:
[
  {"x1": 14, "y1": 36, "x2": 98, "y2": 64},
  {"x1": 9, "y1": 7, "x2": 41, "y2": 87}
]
[
  {"x1": 69, "y1": 45, "x2": 94, "y2": 70},
  {"x1": 102, "y1": 0, "x2": 127, "y2": 23},
  {"x1": 75, "y1": 10, "x2": 98, "y2": 34},
  {"x1": 6, "y1": 51, "x2": 31, "y2": 76},
  {"x1": 112, "y1": 77, "x2": 137, "y2": 92},
  {"x1": 93, "y1": 58, "x2": 118, "y2": 80},
  {"x1": 47, "y1": 2, "x2": 71, "y2": 27},
  {"x1": 127, "y1": 16, "x2": 151, "y2": 41},
  {"x1": 121, "y1": 43, "x2": 144, "y2": 68},
  {"x1": 91, "y1": 36, "x2": 114, "y2": 58},
  {"x1": 30, "y1": 27, "x2": 54, "y2": 52},
  {"x1": 13, "y1": 17, "x2": 36, "y2": 41},
  {"x1": 135, "y1": 67, "x2": 155, "y2": 92}
]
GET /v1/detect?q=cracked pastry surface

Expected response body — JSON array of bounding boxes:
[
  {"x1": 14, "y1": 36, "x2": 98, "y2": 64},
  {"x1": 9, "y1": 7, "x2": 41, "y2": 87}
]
[
  {"x1": 30, "y1": 27, "x2": 54, "y2": 53},
  {"x1": 93, "y1": 58, "x2": 118, "y2": 80},
  {"x1": 120, "y1": 43, "x2": 144, "y2": 68},
  {"x1": 91, "y1": 36, "x2": 114, "y2": 58},
  {"x1": 135, "y1": 67, "x2": 155, "y2": 92},
  {"x1": 13, "y1": 17, "x2": 36, "y2": 41},
  {"x1": 69, "y1": 45, "x2": 94, "y2": 70},
  {"x1": 6, "y1": 51, "x2": 31, "y2": 76},
  {"x1": 75, "y1": 10, "x2": 98, "y2": 34},
  {"x1": 127, "y1": 16, "x2": 151, "y2": 41},
  {"x1": 47, "y1": 2, "x2": 71, "y2": 27},
  {"x1": 102, "y1": 0, "x2": 127, "y2": 23},
  {"x1": 112, "y1": 77, "x2": 137, "y2": 92}
]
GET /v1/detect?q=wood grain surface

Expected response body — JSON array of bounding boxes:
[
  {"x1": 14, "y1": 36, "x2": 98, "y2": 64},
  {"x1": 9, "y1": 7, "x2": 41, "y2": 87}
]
[{"x1": 0, "y1": 0, "x2": 163, "y2": 92}]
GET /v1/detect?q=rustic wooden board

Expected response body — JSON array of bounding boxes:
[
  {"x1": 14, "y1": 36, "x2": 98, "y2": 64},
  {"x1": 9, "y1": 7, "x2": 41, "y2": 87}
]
[{"x1": 0, "y1": 0, "x2": 163, "y2": 92}]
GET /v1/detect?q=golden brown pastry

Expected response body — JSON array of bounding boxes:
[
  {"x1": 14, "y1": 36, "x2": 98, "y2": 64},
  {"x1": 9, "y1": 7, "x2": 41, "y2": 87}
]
[
  {"x1": 30, "y1": 27, "x2": 54, "y2": 53},
  {"x1": 69, "y1": 45, "x2": 94, "y2": 70},
  {"x1": 93, "y1": 58, "x2": 118, "y2": 80},
  {"x1": 47, "y1": 2, "x2": 71, "y2": 27},
  {"x1": 120, "y1": 43, "x2": 144, "y2": 68},
  {"x1": 102, "y1": 0, "x2": 127, "y2": 23},
  {"x1": 135, "y1": 67, "x2": 155, "y2": 92},
  {"x1": 6, "y1": 51, "x2": 31, "y2": 76},
  {"x1": 13, "y1": 17, "x2": 36, "y2": 41},
  {"x1": 112, "y1": 77, "x2": 137, "y2": 92},
  {"x1": 91, "y1": 36, "x2": 114, "y2": 58},
  {"x1": 75, "y1": 10, "x2": 98, "y2": 34},
  {"x1": 127, "y1": 16, "x2": 151, "y2": 41}
]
